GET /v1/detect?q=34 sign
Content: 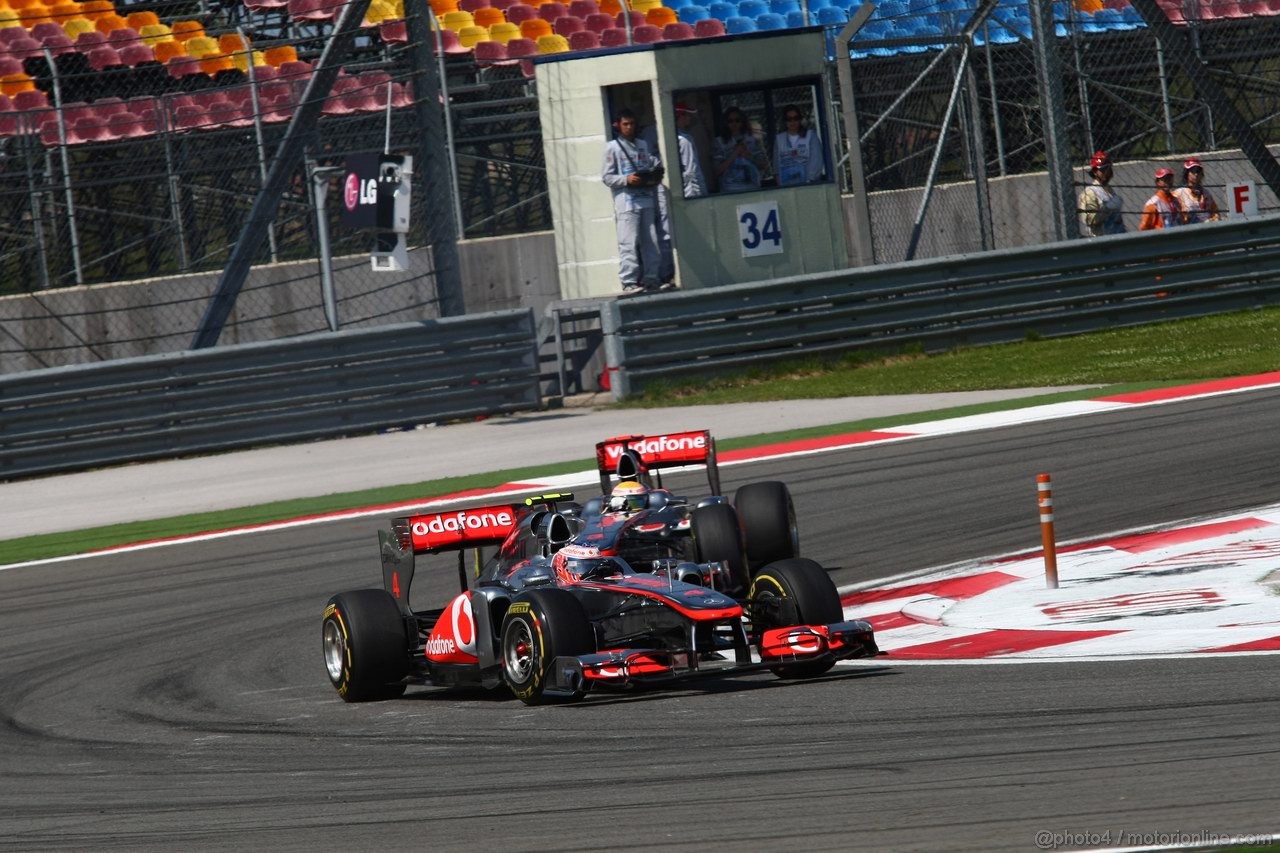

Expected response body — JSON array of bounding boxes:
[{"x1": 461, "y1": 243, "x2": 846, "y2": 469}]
[{"x1": 736, "y1": 201, "x2": 783, "y2": 257}]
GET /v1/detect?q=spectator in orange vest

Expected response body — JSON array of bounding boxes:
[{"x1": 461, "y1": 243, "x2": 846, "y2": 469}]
[{"x1": 1139, "y1": 168, "x2": 1183, "y2": 231}]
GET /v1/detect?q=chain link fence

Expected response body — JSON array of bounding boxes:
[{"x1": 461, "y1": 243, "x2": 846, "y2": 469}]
[
  {"x1": 0, "y1": 0, "x2": 552, "y2": 369},
  {"x1": 841, "y1": 0, "x2": 1280, "y2": 262}
]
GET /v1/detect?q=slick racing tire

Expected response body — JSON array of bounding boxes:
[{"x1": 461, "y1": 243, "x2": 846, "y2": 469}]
[
  {"x1": 690, "y1": 502, "x2": 750, "y2": 596},
  {"x1": 749, "y1": 558, "x2": 842, "y2": 679},
  {"x1": 734, "y1": 481, "x2": 799, "y2": 573},
  {"x1": 501, "y1": 589, "x2": 595, "y2": 706},
  {"x1": 322, "y1": 589, "x2": 410, "y2": 702}
]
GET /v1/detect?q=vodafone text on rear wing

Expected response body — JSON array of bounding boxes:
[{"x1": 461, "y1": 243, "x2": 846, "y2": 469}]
[
  {"x1": 595, "y1": 430, "x2": 721, "y2": 497},
  {"x1": 379, "y1": 504, "x2": 520, "y2": 618}
]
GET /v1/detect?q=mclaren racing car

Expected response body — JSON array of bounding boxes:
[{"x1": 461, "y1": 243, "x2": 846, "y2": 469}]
[
  {"x1": 580, "y1": 429, "x2": 802, "y2": 596},
  {"x1": 321, "y1": 493, "x2": 877, "y2": 706}
]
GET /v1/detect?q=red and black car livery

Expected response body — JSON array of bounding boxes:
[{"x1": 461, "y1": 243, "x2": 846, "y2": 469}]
[{"x1": 322, "y1": 490, "x2": 878, "y2": 706}]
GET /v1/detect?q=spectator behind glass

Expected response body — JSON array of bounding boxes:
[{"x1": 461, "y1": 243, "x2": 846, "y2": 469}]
[
  {"x1": 712, "y1": 107, "x2": 767, "y2": 193},
  {"x1": 772, "y1": 105, "x2": 825, "y2": 186}
]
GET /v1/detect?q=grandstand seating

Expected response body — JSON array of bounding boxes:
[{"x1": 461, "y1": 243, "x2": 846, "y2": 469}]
[{"x1": 0, "y1": 0, "x2": 1275, "y2": 155}]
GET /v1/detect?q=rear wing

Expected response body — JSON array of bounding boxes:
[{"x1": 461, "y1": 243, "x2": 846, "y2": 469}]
[
  {"x1": 595, "y1": 430, "x2": 720, "y2": 497},
  {"x1": 379, "y1": 503, "x2": 522, "y2": 618}
]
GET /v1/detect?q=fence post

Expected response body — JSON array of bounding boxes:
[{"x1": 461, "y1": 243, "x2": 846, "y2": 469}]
[{"x1": 1037, "y1": 473, "x2": 1059, "y2": 589}]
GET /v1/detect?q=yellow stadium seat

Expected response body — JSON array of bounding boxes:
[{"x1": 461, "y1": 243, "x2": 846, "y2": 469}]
[
  {"x1": 138, "y1": 22, "x2": 172, "y2": 44},
  {"x1": 441, "y1": 9, "x2": 473, "y2": 29},
  {"x1": 184, "y1": 35, "x2": 220, "y2": 57},
  {"x1": 0, "y1": 9, "x2": 18, "y2": 28},
  {"x1": 488, "y1": 20, "x2": 520, "y2": 42},
  {"x1": 535, "y1": 32, "x2": 567, "y2": 53},
  {"x1": 230, "y1": 48, "x2": 265, "y2": 71},
  {"x1": 457, "y1": 23, "x2": 488, "y2": 45},
  {"x1": 62, "y1": 16, "x2": 94, "y2": 37},
  {"x1": 364, "y1": 0, "x2": 395, "y2": 23},
  {"x1": 630, "y1": 0, "x2": 660, "y2": 11}
]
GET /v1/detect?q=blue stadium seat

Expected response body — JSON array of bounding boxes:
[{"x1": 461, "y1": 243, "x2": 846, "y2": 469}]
[
  {"x1": 664, "y1": 0, "x2": 693, "y2": 7},
  {"x1": 756, "y1": 10, "x2": 787, "y2": 27},
  {"x1": 725, "y1": 13, "x2": 758, "y2": 30},
  {"x1": 769, "y1": 0, "x2": 799, "y2": 13},
  {"x1": 679, "y1": 3, "x2": 711, "y2": 21},
  {"x1": 815, "y1": 5, "x2": 848, "y2": 23},
  {"x1": 786, "y1": 9, "x2": 805, "y2": 24},
  {"x1": 737, "y1": 0, "x2": 769, "y2": 17},
  {"x1": 708, "y1": 1, "x2": 737, "y2": 18}
]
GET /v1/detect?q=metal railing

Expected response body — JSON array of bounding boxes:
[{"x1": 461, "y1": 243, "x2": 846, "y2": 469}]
[
  {"x1": 0, "y1": 309, "x2": 539, "y2": 479},
  {"x1": 601, "y1": 215, "x2": 1280, "y2": 398}
]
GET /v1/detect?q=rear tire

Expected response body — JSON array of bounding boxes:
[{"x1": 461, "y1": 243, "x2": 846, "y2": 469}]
[
  {"x1": 501, "y1": 589, "x2": 594, "y2": 705},
  {"x1": 734, "y1": 481, "x2": 798, "y2": 572},
  {"x1": 749, "y1": 558, "x2": 842, "y2": 679},
  {"x1": 691, "y1": 502, "x2": 750, "y2": 595},
  {"x1": 322, "y1": 589, "x2": 409, "y2": 702}
]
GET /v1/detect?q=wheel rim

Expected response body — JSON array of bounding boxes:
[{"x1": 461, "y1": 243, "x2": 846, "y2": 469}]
[
  {"x1": 504, "y1": 619, "x2": 535, "y2": 683},
  {"x1": 323, "y1": 618, "x2": 346, "y2": 682}
]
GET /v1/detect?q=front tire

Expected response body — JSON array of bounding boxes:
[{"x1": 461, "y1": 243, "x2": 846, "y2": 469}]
[
  {"x1": 322, "y1": 589, "x2": 409, "y2": 702},
  {"x1": 734, "y1": 481, "x2": 798, "y2": 572},
  {"x1": 501, "y1": 589, "x2": 594, "y2": 706},
  {"x1": 691, "y1": 502, "x2": 750, "y2": 595},
  {"x1": 749, "y1": 558, "x2": 842, "y2": 679}
]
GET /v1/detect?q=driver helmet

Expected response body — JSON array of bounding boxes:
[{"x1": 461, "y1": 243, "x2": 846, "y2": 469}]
[{"x1": 608, "y1": 480, "x2": 650, "y2": 513}]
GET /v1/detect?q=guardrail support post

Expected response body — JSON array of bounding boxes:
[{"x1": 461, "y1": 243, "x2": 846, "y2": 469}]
[{"x1": 1037, "y1": 473, "x2": 1059, "y2": 589}]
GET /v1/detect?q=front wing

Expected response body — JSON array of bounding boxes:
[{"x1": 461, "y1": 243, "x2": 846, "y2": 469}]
[{"x1": 545, "y1": 619, "x2": 878, "y2": 696}]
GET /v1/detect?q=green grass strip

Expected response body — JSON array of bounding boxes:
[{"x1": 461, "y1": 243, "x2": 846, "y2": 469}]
[{"x1": 0, "y1": 381, "x2": 1186, "y2": 567}]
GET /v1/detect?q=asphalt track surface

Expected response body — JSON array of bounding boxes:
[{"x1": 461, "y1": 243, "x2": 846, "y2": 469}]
[{"x1": 4, "y1": 390, "x2": 1280, "y2": 851}]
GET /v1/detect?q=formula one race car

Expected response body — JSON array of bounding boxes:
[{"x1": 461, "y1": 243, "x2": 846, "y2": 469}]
[
  {"x1": 321, "y1": 494, "x2": 878, "y2": 706},
  {"x1": 581, "y1": 430, "x2": 801, "y2": 596}
]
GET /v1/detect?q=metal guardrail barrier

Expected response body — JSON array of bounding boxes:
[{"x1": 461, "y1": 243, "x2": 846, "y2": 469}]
[
  {"x1": 0, "y1": 310, "x2": 540, "y2": 480},
  {"x1": 601, "y1": 216, "x2": 1280, "y2": 399}
]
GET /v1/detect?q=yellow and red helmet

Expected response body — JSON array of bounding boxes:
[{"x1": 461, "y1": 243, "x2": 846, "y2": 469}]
[{"x1": 608, "y1": 480, "x2": 649, "y2": 513}]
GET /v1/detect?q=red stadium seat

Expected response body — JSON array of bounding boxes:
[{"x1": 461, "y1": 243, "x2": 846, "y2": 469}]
[
  {"x1": 555, "y1": 14, "x2": 584, "y2": 33},
  {"x1": 584, "y1": 11, "x2": 616, "y2": 30},
  {"x1": 663, "y1": 20, "x2": 694, "y2": 37},
  {"x1": 632, "y1": 22, "x2": 663, "y2": 41},
  {"x1": 568, "y1": 28, "x2": 600, "y2": 47},
  {"x1": 693, "y1": 16, "x2": 724, "y2": 34}
]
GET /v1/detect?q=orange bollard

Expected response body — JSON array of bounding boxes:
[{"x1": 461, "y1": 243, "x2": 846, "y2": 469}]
[{"x1": 1037, "y1": 473, "x2": 1059, "y2": 589}]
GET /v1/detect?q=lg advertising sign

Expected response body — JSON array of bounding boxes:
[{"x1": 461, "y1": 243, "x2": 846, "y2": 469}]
[{"x1": 340, "y1": 153, "x2": 411, "y2": 232}]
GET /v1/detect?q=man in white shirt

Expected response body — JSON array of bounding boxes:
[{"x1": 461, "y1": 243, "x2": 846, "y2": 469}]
[{"x1": 603, "y1": 109, "x2": 663, "y2": 295}]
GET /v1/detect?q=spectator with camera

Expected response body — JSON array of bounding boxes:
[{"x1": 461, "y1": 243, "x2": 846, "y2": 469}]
[
  {"x1": 713, "y1": 106, "x2": 768, "y2": 193},
  {"x1": 603, "y1": 108, "x2": 665, "y2": 296}
]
